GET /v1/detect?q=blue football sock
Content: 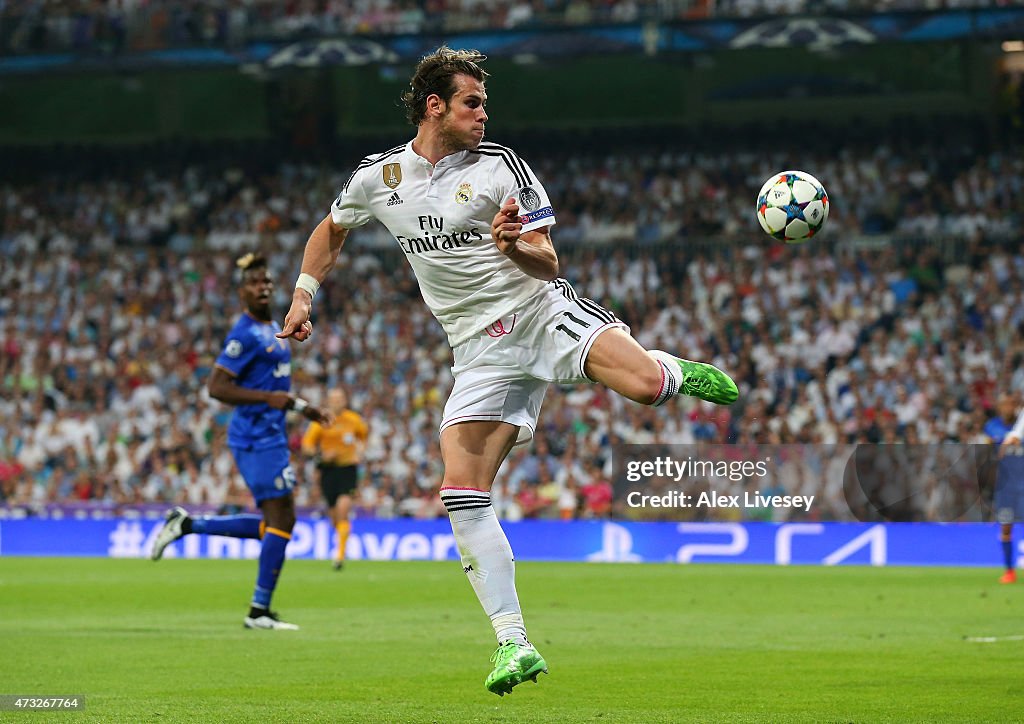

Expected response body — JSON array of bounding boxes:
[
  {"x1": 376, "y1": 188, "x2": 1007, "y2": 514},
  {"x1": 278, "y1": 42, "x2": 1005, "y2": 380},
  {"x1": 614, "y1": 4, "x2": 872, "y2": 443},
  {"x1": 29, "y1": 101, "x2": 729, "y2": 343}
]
[
  {"x1": 191, "y1": 515, "x2": 262, "y2": 538},
  {"x1": 252, "y1": 529, "x2": 291, "y2": 609},
  {"x1": 1002, "y1": 538, "x2": 1014, "y2": 571}
]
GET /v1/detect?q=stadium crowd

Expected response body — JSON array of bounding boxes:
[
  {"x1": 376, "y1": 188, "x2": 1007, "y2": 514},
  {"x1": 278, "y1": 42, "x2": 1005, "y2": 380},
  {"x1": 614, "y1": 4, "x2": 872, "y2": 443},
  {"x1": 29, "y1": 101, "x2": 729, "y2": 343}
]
[
  {"x1": 1, "y1": 0, "x2": 1020, "y2": 56},
  {"x1": 0, "y1": 131, "x2": 1022, "y2": 522}
]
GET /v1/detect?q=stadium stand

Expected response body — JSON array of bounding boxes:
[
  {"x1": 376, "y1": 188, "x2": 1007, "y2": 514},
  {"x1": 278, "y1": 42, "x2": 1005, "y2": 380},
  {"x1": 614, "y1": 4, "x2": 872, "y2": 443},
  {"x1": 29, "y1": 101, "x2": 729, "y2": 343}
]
[
  {"x1": 3, "y1": 0, "x2": 1022, "y2": 55},
  {"x1": 1, "y1": 122, "x2": 1021, "y2": 521}
]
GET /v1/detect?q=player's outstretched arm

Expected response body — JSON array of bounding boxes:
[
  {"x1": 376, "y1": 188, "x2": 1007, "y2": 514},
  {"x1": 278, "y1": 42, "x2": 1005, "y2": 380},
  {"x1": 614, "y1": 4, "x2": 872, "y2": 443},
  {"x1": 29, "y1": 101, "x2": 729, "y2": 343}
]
[
  {"x1": 491, "y1": 198, "x2": 559, "y2": 281},
  {"x1": 278, "y1": 214, "x2": 350, "y2": 341}
]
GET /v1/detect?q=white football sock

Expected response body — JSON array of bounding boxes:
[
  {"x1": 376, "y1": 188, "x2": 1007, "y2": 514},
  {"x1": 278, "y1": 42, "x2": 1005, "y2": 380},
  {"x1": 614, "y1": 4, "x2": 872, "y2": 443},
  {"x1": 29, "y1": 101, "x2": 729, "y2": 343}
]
[
  {"x1": 441, "y1": 487, "x2": 528, "y2": 646},
  {"x1": 648, "y1": 350, "x2": 683, "y2": 407}
]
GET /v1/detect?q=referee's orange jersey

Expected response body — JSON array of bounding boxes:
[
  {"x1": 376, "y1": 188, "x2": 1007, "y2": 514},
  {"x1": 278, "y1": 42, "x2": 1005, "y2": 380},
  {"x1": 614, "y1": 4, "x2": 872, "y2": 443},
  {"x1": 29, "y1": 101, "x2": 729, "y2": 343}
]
[{"x1": 302, "y1": 410, "x2": 368, "y2": 466}]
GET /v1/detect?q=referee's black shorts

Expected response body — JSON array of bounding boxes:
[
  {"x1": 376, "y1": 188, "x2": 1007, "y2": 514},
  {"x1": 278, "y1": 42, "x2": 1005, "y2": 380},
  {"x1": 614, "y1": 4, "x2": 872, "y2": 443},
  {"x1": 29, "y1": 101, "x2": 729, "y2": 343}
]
[{"x1": 319, "y1": 464, "x2": 358, "y2": 507}]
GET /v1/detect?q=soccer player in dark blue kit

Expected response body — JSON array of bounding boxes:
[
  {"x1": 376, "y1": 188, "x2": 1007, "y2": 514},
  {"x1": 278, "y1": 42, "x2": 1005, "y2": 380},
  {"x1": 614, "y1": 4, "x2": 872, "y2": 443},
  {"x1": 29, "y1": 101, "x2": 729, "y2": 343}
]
[
  {"x1": 983, "y1": 394, "x2": 1024, "y2": 584},
  {"x1": 151, "y1": 253, "x2": 331, "y2": 629}
]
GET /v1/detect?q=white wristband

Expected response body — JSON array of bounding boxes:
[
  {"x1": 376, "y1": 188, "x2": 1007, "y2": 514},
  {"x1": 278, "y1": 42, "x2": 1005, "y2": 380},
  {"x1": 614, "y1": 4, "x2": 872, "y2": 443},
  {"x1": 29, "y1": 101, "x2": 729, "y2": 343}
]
[
  {"x1": 296, "y1": 273, "x2": 320, "y2": 299},
  {"x1": 292, "y1": 398, "x2": 309, "y2": 414}
]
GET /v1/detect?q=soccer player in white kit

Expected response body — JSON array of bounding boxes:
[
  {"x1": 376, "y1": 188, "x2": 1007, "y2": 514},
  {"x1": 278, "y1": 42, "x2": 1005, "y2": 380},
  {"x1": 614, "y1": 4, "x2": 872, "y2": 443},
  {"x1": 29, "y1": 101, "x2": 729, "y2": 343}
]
[{"x1": 278, "y1": 47, "x2": 738, "y2": 695}]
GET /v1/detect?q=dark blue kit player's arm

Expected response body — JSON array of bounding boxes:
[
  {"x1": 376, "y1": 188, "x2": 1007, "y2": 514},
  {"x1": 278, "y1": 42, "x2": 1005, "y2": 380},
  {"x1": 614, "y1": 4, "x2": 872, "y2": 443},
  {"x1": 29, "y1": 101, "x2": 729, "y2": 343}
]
[
  {"x1": 208, "y1": 368, "x2": 331, "y2": 423},
  {"x1": 207, "y1": 367, "x2": 294, "y2": 410}
]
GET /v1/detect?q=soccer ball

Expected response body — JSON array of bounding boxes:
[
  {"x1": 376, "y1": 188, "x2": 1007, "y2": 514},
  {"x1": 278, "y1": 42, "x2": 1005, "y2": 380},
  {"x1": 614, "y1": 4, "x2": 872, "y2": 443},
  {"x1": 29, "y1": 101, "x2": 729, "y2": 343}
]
[{"x1": 756, "y1": 170, "x2": 829, "y2": 243}]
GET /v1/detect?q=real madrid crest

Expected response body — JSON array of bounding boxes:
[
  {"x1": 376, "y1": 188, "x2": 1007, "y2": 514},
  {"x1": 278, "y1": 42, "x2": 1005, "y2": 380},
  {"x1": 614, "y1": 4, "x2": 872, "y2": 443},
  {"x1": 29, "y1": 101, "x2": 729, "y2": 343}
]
[
  {"x1": 383, "y1": 163, "x2": 402, "y2": 189},
  {"x1": 455, "y1": 182, "x2": 473, "y2": 205}
]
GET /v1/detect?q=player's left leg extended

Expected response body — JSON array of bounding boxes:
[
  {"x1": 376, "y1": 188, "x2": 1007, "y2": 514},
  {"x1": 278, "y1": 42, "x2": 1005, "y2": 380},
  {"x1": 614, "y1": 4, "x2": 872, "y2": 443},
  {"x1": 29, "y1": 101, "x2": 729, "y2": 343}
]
[
  {"x1": 151, "y1": 508, "x2": 263, "y2": 561},
  {"x1": 584, "y1": 327, "x2": 737, "y2": 406},
  {"x1": 439, "y1": 420, "x2": 548, "y2": 696}
]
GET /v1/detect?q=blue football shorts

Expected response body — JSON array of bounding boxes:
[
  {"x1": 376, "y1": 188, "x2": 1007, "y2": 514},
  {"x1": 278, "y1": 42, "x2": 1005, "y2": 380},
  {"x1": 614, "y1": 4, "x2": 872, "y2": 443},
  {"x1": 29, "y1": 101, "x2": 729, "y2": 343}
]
[{"x1": 230, "y1": 445, "x2": 296, "y2": 504}]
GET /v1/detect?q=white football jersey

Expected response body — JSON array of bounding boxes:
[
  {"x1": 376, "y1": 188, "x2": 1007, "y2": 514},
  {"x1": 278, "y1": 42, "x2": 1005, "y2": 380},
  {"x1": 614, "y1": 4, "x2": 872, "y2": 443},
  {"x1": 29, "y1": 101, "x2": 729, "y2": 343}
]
[{"x1": 331, "y1": 141, "x2": 557, "y2": 347}]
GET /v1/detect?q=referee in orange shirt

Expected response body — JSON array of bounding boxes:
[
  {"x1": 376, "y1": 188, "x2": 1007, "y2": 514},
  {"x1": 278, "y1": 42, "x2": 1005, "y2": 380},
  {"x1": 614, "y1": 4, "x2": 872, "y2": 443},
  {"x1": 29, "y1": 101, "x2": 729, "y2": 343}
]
[{"x1": 302, "y1": 387, "x2": 368, "y2": 570}]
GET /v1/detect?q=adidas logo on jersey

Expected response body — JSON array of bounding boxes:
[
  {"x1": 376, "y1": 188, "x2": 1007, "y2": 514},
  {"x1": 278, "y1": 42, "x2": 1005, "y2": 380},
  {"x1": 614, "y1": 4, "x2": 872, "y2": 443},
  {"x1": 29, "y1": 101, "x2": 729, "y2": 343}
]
[{"x1": 386, "y1": 192, "x2": 403, "y2": 206}]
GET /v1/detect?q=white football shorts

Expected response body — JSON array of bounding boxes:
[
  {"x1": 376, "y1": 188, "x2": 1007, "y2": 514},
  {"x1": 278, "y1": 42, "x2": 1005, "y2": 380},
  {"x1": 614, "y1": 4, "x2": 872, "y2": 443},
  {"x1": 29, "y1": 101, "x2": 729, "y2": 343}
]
[{"x1": 441, "y1": 278, "x2": 628, "y2": 445}]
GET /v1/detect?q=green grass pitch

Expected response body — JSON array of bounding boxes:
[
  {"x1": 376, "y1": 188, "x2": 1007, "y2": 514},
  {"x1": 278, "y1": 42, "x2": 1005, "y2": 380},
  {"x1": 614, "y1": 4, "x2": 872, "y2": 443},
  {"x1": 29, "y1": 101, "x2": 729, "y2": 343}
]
[{"x1": 1, "y1": 558, "x2": 1020, "y2": 723}]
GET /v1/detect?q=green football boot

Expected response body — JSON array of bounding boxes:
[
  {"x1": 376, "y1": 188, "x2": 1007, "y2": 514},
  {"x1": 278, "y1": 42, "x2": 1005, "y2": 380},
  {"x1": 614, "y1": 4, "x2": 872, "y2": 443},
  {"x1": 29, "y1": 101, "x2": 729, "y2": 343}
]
[
  {"x1": 675, "y1": 358, "x2": 739, "y2": 405},
  {"x1": 484, "y1": 641, "x2": 548, "y2": 696}
]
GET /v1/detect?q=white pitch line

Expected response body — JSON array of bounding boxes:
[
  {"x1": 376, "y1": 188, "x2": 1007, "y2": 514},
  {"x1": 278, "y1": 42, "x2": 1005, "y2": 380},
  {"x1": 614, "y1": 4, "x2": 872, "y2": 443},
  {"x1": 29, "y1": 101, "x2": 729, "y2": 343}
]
[{"x1": 965, "y1": 634, "x2": 1024, "y2": 643}]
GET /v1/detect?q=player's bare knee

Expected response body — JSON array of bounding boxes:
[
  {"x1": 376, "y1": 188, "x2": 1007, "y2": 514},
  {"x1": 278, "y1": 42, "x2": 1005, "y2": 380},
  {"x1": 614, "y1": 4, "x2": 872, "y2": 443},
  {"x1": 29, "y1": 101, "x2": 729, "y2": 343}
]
[
  {"x1": 272, "y1": 514, "x2": 296, "y2": 533},
  {"x1": 263, "y1": 500, "x2": 296, "y2": 532}
]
